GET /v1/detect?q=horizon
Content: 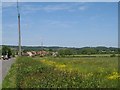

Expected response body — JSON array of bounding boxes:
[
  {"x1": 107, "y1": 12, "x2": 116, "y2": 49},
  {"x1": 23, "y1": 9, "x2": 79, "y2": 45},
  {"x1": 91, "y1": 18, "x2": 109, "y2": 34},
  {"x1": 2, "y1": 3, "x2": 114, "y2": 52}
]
[
  {"x1": 1, "y1": 44, "x2": 118, "y2": 48},
  {"x1": 2, "y1": 2, "x2": 118, "y2": 48}
]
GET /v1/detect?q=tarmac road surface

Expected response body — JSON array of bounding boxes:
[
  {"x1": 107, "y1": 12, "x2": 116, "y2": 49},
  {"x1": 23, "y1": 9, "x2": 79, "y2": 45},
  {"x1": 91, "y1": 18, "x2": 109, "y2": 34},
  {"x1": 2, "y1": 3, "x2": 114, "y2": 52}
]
[{"x1": 0, "y1": 58, "x2": 16, "y2": 84}]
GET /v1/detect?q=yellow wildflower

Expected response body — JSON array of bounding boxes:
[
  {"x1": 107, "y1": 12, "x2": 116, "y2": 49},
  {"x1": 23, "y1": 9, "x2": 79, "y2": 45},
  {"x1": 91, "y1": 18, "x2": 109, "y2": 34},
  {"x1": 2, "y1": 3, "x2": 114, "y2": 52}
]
[
  {"x1": 98, "y1": 67, "x2": 104, "y2": 72},
  {"x1": 87, "y1": 72, "x2": 93, "y2": 77},
  {"x1": 107, "y1": 72, "x2": 120, "y2": 80}
]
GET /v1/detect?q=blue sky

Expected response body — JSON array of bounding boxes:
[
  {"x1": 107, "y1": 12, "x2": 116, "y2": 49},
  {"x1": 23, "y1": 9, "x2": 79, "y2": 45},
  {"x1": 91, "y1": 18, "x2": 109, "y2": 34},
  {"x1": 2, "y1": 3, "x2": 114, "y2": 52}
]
[{"x1": 2, "y1": 2, "x2": 118, "y2": 47}]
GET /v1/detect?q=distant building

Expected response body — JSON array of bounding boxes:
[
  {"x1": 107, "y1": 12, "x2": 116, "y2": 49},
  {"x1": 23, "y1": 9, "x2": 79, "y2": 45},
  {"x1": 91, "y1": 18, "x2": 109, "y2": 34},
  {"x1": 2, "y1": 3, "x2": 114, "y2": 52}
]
[
  {"x1": 22, "y1": 50, "x2": 58, "y2": 57},
  {"x1": 52, "y1": 52, "x2": 58, "y2": 57},
  {"x1": 26, "y1": 52, "x2": 33, "y2": 57},
  {"x1": 37, "y1": 50, "x2": 49, "y2": 57}
]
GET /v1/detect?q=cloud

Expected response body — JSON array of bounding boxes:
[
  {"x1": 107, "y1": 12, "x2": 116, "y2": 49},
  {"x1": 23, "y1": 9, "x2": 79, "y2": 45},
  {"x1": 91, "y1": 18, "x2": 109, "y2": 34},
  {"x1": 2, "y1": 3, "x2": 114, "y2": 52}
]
[
  {"x1": 78, "y1": 6, "x2": 88, "y2": 11},
  {"x1": 3, "y1": 23, "x2": 29, "y2": 31},
  {"x1": 40, "y1": 20, "x2": 79, "y2": 29},
  {"x1": 2, "y1": 2, "x2": 16, "y2": 8},
  {"x1": 21, "y1": 4, "x2": 71, "y2": 12},
  {"x1": 19, "y1": 3, "x2": 89, "y2": 14},
  {"x1": 2, "y1": 2, "x2": 89, "y2": 15}
]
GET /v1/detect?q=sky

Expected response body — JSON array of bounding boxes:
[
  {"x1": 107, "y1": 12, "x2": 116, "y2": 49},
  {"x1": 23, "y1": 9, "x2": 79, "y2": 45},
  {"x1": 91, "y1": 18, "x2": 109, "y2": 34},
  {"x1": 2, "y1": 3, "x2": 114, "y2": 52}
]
[{"x1": 2, "y1": 2, "x2": 118, "y2": 48}]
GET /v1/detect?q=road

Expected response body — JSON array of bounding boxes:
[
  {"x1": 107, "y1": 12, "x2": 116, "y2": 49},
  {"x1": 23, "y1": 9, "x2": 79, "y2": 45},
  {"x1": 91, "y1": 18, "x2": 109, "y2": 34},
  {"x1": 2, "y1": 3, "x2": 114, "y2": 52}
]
[{"x1": 0, "y1": 58, "x2": 16, "y2": 84}]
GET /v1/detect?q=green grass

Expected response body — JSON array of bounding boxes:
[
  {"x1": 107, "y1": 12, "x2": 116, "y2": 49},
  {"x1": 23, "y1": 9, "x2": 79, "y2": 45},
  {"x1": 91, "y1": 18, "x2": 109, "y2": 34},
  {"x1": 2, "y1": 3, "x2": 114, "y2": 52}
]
[{"x1": 2, "y1": 56, "x2": 119, "y2": 88}]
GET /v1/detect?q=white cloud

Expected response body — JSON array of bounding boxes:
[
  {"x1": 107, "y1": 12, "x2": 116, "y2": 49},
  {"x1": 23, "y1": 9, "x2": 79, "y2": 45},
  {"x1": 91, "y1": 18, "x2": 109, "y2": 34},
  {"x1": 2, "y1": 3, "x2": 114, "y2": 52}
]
[
  {"x1": 40, "y1": 20, "x2": 79, "y2": 29},
  {"x1": 3, "y1": 23, "x2": 29, "y2": 31},
  {"x1": 21, "y1": 4, "x2": 71, "y2": 12},
  {"x1": 20, "y1": 3, "x2": 89, "y2": 14},
  {"x1": 2, "y1": 2, "x2": 89, "y2": 14},
  {"x1": 2, "y1": 2, "x2": 16, "y2": 8},
  {"x1": 78, "y1": 6, "x2": 88, "y2": 11},
  {"x1": 42, "y1": 5, "x2": 69, "y2": 12}
]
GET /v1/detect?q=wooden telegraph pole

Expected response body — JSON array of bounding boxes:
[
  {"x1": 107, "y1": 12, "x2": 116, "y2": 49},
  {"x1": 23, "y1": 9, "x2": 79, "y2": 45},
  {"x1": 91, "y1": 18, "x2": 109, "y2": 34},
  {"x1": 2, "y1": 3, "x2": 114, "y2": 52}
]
[{"x1": 17, "y1": 0, "x2": 21, "y2": 56}]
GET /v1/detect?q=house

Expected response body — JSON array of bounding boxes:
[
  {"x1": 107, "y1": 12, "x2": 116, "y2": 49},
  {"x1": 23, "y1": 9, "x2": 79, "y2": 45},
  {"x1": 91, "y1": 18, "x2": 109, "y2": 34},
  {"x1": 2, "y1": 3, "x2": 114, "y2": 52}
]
[
  {"x1": 31, "y1": 51, "x2": 37, "y2": 56},
  {"x1": 37, "y1": 50, "x2": 49, "y2": 57},
  {"x1": 22, "y1": 50, "x2": 57, "y2": 57},
  {"x1": 26, "y1": 52, "x2": 33, "y2": 57},
  {"x1": 52, "y1": 52, "x2": 58, "y2": 57}
]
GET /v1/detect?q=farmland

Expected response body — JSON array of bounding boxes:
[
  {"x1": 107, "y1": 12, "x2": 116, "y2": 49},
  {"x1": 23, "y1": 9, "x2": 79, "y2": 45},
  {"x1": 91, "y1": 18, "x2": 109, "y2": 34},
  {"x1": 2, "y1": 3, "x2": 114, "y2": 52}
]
[{"x1": 2, "y1": 56, "x2": 119, "y2": 88}]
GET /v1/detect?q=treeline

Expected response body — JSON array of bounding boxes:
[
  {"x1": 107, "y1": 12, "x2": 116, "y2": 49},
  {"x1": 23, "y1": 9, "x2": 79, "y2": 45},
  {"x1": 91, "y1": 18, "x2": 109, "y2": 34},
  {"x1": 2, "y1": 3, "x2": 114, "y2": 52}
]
[
  {"x1": 1, "y1": 45, "x2": 119, "y2": 55},
  {"x1": 57, "y1": 47, "x2": 119, "y2": 56}
]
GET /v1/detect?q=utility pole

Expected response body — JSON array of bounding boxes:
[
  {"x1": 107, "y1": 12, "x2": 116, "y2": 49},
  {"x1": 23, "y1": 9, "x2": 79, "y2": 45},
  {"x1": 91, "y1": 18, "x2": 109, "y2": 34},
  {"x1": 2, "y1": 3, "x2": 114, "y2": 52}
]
[
  {"x1": 17, "y1": 0, "x2": 21, "y2": 56},
  {"x1": 41, "y1": 42, "x2": 43, "y2": 51}
]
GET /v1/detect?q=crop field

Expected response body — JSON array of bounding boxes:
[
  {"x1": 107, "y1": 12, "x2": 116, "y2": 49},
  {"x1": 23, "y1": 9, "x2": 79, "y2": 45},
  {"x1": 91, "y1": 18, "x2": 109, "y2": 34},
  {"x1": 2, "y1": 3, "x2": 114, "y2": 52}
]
[{"x1": 2, "y1": 56, "x2": 119, "y2": 88}]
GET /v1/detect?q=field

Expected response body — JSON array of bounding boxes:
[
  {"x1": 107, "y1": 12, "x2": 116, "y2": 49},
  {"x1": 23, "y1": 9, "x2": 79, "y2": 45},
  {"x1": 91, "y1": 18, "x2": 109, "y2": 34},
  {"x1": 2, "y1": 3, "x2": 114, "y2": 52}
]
[{"x1": 2, "y1": 56, "x2": 119, "y2": 88}]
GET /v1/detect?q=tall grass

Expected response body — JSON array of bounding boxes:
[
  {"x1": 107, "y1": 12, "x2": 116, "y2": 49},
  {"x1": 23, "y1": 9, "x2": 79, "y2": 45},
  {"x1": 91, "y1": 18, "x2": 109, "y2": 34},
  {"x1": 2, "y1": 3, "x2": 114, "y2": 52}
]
[{"x1": 2, "y1": 56, "x2": 119, "y2": 88}]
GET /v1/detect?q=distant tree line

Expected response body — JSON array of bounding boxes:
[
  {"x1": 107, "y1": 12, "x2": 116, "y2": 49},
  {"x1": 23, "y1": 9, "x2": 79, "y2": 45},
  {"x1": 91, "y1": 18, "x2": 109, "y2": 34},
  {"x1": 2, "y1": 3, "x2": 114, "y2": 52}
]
[
  {"x1": 1, "y1": 45, "x2": 119, "y2": 57},
  {"x1": 57, "y1": 47, "x2": 118, "y2": 56}
]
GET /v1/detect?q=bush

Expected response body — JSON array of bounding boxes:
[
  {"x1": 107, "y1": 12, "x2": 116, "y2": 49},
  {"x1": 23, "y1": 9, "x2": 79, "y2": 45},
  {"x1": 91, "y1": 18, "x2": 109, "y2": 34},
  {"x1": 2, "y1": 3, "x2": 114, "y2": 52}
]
[{"x1": 110, "y1": 54, "x2": 116, "y2": 57}]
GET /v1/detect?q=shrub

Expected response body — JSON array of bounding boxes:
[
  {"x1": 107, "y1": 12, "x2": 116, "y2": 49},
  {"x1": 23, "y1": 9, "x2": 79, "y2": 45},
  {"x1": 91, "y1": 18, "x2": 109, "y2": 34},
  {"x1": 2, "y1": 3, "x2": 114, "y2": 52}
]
[{"x1": 110, "y1": 54, "x2": 116, "y2": 57}]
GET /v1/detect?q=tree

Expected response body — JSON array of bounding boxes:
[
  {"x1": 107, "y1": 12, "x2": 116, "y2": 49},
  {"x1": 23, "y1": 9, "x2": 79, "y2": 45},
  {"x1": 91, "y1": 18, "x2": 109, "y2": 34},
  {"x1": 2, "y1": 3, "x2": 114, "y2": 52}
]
[
  {"x1": 64, "y1": 49, "x2": 73, "y2": 55},
  {"x1": 58, "y1": 49, "x2": 65, "y2": 56},
  {"x1": 81, "y1": 48, "x2": 97, "y2": 55},
  {"x1": 58, "y1": 48, "x2": 73, "y2": 56},
  {"x1": 2, "y1": 46, "x2": 12, "y2": 58}
]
